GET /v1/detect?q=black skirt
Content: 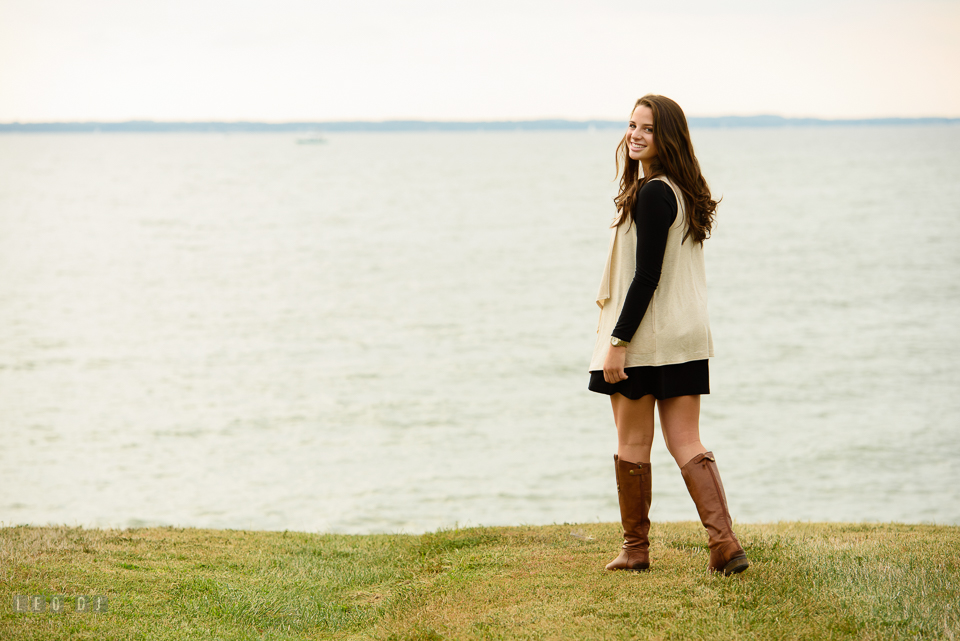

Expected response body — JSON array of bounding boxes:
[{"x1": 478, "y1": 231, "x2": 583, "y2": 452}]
[{"x1": 588, "y1": 359, "x2": 709, "y2": 400}]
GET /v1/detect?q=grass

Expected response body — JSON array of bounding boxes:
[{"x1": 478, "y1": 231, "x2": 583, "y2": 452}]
[{"x1": 1, "y1": 522, "x2": 958, "y2": 640}]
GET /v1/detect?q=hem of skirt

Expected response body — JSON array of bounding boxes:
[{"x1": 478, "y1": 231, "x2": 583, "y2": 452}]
[{"x1": 587, "y1": 386, "x2": 710, "y2": 401}]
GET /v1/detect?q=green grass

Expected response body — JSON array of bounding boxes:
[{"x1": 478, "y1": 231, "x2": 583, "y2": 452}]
[{"x1": 2, "y1": 522, "x2": 958, "y2": 640}]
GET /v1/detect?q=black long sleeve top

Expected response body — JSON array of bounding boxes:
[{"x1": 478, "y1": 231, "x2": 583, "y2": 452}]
[{"x1": 611, "y1": 180, "x2": 678, "y2": 343}]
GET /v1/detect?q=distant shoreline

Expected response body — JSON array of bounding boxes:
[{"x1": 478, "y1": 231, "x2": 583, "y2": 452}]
[{"x1": 1, "y1": 116, "x2": 958, "y2": 133}]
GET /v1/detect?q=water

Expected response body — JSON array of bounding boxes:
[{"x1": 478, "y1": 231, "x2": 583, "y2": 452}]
[{"x1": 1, "y1": 127, "x2": 959, "y2": 533}]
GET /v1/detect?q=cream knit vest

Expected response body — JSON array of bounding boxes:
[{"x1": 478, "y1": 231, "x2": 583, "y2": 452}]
[{"x1": 589, "y1": 176, "x2": 714, "y2": 370}]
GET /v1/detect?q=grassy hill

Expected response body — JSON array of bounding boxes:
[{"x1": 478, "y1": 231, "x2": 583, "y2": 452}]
[{"x1": 2, "y1": 521, "x2": 958, "y2": 639}]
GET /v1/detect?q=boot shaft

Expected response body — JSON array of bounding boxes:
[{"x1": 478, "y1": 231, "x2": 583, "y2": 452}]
[
  {"x1": 680, "y1": 451, "x2": 747, "y2": 574},
  {"x1": 614, "y1": 455, "x2": 651, "y2": 550}
]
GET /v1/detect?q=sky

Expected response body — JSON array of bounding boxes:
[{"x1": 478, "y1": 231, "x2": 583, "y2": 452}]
[{"x1": 0, "y1": 0, "x2": 958, "y2": 122}]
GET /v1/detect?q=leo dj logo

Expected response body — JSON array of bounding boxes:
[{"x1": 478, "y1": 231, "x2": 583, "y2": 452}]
[{"x1": 12, "y1": 595, "x2": 108, "y2": 614}]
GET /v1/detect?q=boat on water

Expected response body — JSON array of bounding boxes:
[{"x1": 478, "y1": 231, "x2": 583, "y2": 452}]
[{"x1": 296, "y1": 131, "x2": 326, "y2": 145}]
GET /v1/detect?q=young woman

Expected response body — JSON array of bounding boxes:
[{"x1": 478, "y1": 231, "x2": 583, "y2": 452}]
[{"x1": 588, "y1": 95, "x2": 748, "y2": 576}]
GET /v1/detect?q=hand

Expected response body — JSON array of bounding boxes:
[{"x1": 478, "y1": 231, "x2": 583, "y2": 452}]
[{"x1": 603, "y1": 345, "x2": 629, "y2": 384}]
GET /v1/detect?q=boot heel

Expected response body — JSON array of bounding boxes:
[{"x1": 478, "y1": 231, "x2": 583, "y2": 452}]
[{"x1": 721, "y1": 553, "x2": 749, "y2": 576}]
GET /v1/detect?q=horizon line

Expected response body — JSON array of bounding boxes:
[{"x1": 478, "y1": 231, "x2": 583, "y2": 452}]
[{"x1": 1, "y1": 115, "x2": 958, "y2": 132}]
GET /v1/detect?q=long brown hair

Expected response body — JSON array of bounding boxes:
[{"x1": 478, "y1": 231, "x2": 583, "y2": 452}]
[{"x1": 613, "y1": 95, "x2": 718, "y2": 244}]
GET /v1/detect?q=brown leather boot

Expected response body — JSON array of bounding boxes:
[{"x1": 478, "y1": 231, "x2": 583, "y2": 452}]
[
  {"x1": 680, "y1": 451, "x2": 749, "y2": 576},
  {"x1": 605, "y1": 455, "x2": 651, "y2": 571}
]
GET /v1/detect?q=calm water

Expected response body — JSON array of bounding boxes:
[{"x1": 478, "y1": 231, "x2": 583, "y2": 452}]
[{"x1": 1, "y1": 127, "x2": 959, "y2": 533}]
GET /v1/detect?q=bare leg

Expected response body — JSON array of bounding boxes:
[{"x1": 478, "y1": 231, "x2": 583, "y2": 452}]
[
  {"x1": 657, "y1": 395, "x2": 706, "y2": 467},
  {"x1": 610, "y1": 393, "x2": 656, "y2": 464}
]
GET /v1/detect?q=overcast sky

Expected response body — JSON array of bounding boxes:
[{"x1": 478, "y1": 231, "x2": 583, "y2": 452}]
[{"x1": 1, "y1": 0, "x2": 957, "y2": 122}]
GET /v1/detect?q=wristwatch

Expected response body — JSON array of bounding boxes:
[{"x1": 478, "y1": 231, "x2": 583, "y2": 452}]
[{"x1": 610, "y1": 336, "x2": 630, "y2": 347}]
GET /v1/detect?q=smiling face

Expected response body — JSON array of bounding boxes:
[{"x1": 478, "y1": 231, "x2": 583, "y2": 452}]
[{"x1": 626, "y1": 104, "x2": 658, "y2": 165}]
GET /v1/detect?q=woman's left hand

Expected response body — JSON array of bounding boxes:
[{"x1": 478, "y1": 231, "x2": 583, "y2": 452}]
[{"x1": 603, "y1": 345, "x2": 629, "y2": 384}]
